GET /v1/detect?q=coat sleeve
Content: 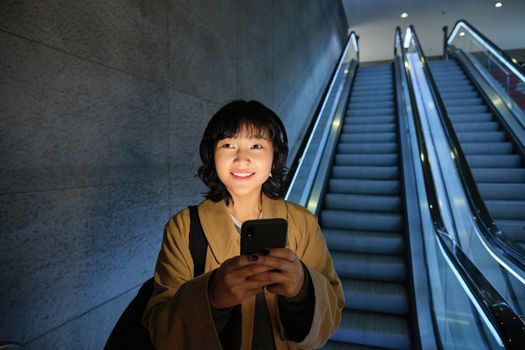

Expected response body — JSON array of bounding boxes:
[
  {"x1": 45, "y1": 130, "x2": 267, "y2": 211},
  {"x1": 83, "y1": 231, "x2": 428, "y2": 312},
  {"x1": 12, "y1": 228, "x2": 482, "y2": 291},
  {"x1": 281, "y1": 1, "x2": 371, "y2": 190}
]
[
  {"x1": 284, "y1": 208, "x2": 345, "y2": 349},
  {"x1": 141, "y1": 210, "x2": 222, "y2": 350}
]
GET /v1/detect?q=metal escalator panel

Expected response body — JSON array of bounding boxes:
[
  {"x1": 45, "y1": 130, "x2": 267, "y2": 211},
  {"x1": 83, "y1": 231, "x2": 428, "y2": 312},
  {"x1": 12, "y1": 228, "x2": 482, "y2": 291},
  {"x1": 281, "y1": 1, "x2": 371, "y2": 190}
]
[
  {"x1": 320, "y1": 64, "x2": 412, "y2": 350},
  {"x1": 429, "y1": 59, "x2": 525, "y2": 252}
]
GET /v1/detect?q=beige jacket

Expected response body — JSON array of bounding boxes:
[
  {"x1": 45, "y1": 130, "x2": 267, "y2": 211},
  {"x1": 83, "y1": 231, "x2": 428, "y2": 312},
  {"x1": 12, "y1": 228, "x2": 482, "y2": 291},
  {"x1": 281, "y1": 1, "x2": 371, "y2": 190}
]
[{"x1": 142, "y1": 195, "x2": 344, "y2": 349}]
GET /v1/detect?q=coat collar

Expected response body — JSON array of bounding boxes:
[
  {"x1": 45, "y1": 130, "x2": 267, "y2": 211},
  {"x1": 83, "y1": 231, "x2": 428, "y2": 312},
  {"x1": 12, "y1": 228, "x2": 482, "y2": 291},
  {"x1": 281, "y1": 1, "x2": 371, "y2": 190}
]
[{"x1": 197, "y1": 194, "x2": 287, "y2": 264}]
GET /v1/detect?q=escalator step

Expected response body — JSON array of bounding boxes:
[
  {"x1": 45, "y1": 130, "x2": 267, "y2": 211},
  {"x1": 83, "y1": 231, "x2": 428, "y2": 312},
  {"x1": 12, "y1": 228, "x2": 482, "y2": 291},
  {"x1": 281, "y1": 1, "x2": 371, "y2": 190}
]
[
  {"x1": 325, "y1": 193, "x2": 401, "y2": 213},
  {"x1": 324, "y1": 228, "x2": 404, "y2": 255},
  {"x1": 343, "y1": 124, "x2": 395, "y2": 133},
  {"x1": 354, "y1": 79, "x2": 392, "y2": 86},
  {"x1": 446, "y1": 105, "x2": 487, "y2": 114},
  {"x1": 345, "y1": 116, "x2": 395, "y2": 125},
  {"x1": 477, "y1": 183, "x2": 525, "y2": 200},
  {"x1": 471, "y1": 168, "x2": 525, "y2": 183},
  {"x1": 461, "y1": 142, "x2": 513, "y2": 155},
  {"x1": 354, "y1": 77, "x2": 392, "y2": 83},
  {"x1": 466, "y1": 154, "x2": 522, "y2": 168},
  {"x1": 331, "y1": 252, "x2": 406, "y2": 282},
  {"x1": 443, "y1": 97, "x2": 483, "y2": 106},
  {"x1": 453, "y1": 121, "x2": 499, "y2": 132},
  {"x1": 351, "y1": 87, "x2": 393, "y2": 95},
  {"x1": 494, "y1": 219, "x2": 525, "y2": 243},
  {"x1": 440, "y1": 91, "x2": 478, "y2": 99},
  {"x1": 457, "y1": 131, "x2": 506, "y2": 142},
  {"x1": 335, "y1": 154, "x2": 398, "y2": 166},
  {"x1": 436, "y1": 85, "x2": 473, "y2": 93},
  {"x1": 341, "y1": 279, "x2": 408, "y2": 315},
  {"x1": 331, "y1": 311, "x2": 410, "y2": 350},
  {"x1": 436, "y1": 77, "x2": 472, "y2": 90},
  {"x1": 485, "y1": 200, "x2": 525, "y2": 220},
  {"x1": 351, "y1": 95, "x2": 393, "y2": 103},
  {"x1": 430, "y1": 67, "x2": 464, "y2": 75},
  {"x1": 321, "y1": 210, "x2": 403, "y2": 231},
  {"x1": 450, "y1": 113, "x2": 493, "y2": 123},
  {"x1": 351, "y1": 91, "x2": 393, "y2": 99},
  {"x1": 337, "y1": 143, "x2": 398, "y2": 154},
  {"x1": 434, "y1": 75, "x2": 468, "y2": 82},
  {"x1": 349, "y1": 101, "x2": 394, "y2": 110},
  {"x1": 331, "y1": 166, "x2": 399, "y2": 180},
  {"x1": 328, "y1": 179, "x2": 400, "y2": 195},
  {"x1": 340, "y1": 132, "x2": 396, "y2": 143},
  {"x1": 355, "y1": 74, "x2": 392, "y2": 80},
  {"x1": 346, "y1": 110, "x2": 395, "y2": 118}
]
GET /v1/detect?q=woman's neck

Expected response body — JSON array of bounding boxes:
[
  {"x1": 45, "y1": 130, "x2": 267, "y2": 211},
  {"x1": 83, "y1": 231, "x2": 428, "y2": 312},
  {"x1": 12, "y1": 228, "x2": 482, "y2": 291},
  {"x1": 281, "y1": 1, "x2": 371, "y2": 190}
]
[{"x1": 228, "y1": 193, "x2": 263, "y2": 223}]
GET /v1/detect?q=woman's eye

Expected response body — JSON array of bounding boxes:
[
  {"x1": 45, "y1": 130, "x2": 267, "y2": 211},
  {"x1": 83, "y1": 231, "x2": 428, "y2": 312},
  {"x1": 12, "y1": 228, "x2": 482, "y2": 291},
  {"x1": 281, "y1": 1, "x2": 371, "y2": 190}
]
[
  {"x1": 220, "y1": 143, "x2": 233, "y2": 149},
  {"x1": 252, "y1": 144, "x2": 263, "y2": 149}
]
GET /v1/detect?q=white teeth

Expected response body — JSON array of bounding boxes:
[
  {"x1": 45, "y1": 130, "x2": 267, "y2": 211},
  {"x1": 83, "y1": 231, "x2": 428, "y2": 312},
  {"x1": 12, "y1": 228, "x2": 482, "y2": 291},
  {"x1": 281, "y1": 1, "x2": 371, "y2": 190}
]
[{"x1": 233, "y1": 172, "x2": 253, "y2": 177}]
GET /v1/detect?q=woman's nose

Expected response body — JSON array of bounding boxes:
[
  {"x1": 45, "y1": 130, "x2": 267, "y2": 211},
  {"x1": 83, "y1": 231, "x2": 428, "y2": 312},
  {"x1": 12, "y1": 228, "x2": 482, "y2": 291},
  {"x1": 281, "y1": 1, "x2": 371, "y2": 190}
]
[{"x1": 234, "y1": 148, "x2": 251, "y2": 163}]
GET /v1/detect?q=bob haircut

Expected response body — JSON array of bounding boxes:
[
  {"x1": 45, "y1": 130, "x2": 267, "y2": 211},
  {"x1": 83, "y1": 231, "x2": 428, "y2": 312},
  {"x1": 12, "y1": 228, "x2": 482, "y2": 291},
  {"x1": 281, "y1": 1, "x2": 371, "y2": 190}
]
[{"x1": 197, "y1": 100, "x2": 288, "y2": 204}]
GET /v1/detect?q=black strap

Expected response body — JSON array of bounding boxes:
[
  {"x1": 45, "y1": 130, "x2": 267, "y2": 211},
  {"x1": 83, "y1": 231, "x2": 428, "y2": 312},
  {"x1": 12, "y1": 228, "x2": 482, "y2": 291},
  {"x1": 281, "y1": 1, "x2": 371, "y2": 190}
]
[
  {"x1": 105, "y1": 205, "x2": 208, "y2": 349},
  {"x1": 189, "y1": 205, "x2": 208, "y2": 277}
]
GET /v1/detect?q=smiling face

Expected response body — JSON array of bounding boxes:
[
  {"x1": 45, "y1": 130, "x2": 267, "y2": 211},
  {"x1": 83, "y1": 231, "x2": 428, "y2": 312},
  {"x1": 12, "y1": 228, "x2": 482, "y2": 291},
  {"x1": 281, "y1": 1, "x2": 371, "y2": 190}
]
[{"x1": 214, "y1": 125, "x2": 274, "y2": 203}]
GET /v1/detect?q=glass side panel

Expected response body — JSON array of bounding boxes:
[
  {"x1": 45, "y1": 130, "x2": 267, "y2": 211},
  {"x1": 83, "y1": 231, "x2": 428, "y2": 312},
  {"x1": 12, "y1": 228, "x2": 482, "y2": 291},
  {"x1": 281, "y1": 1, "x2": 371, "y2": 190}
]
[
  {"x1": 285, "y1": 33, "x2": 358, "y2": 205},
  {"x1": 428, "y1": 232, "x2": 504, "y2": 350},
  {"x1": 459, "y1": 222, "x2": 525, "y2": 322}
]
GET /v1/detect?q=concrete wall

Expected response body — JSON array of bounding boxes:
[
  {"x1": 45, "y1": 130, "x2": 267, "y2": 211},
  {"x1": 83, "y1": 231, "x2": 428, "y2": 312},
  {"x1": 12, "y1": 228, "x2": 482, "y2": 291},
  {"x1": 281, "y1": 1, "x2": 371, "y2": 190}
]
[{"x1": 0, "y1": 0, "x2": 347, "y2": 348}]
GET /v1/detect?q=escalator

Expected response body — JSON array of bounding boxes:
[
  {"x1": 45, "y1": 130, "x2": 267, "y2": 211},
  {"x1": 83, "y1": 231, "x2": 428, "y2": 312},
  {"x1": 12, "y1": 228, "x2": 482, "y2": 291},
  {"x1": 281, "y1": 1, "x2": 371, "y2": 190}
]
[
  {"x1": 286, "y1": 27, "x2": 525, "y2": 349},
  {"x1": 321, "y1": 64, "x2": 413, "y2": 349},
  {"x1": 429, "y1": 58, "x2": 525, "y2": 250}
]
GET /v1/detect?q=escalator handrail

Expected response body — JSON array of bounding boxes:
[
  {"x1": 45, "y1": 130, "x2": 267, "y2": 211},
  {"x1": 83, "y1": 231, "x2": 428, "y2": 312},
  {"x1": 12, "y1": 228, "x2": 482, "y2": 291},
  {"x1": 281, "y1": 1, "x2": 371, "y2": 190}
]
[
  {"x1": 417, "y1": 19, "x2": 525, "y2": 274},
  {"x1": 398, "y1": 25, "x2": 525, "y2": 349},
  {"x1": 393, "y1": 29, "x2": 439, "y2": 350},
  {"x1": 284, "y1": 31, "x2": 359, "y2": 206},
  {"x1": 446, "y1": 19, "x2": 525, "y2": 79}
]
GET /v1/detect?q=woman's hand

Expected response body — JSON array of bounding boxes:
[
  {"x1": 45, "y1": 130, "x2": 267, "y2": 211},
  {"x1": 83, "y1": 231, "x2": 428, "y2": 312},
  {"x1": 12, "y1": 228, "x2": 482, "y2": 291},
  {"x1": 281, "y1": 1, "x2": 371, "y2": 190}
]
[
  {"x1": 208, "y1": 255, "x2": 274, "y2": 309},
  {"x1": 248, "y1": 248, "x2": 305, "y2": 299}
]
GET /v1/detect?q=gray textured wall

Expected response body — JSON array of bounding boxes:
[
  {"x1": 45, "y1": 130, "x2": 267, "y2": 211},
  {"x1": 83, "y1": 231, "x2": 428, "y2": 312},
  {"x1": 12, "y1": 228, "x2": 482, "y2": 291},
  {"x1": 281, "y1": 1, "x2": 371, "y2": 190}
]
[{"x1": 0, "y1": 0, "x2": 347, "y2": 348}]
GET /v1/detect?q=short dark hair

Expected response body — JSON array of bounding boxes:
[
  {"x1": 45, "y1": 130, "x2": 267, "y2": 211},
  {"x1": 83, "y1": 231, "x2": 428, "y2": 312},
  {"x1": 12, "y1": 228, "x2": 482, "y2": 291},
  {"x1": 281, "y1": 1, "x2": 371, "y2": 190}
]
[{"x1": 197, "y1": 100, "x2": 288, "y2": 203}]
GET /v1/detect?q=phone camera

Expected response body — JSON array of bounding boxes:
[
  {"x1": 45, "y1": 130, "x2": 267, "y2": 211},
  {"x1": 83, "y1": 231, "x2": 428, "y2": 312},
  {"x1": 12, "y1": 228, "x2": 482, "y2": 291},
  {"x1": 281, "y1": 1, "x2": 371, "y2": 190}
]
[{"x1": 247, "y1": 227, "x2": 254, "y2": 238}]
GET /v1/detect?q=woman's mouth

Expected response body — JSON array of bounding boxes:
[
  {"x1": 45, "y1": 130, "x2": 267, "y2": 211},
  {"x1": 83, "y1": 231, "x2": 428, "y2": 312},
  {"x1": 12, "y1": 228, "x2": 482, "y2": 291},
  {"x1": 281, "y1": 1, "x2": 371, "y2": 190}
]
[{"x1": 232, "y1": 172, "x2": 255, "y2": 178}]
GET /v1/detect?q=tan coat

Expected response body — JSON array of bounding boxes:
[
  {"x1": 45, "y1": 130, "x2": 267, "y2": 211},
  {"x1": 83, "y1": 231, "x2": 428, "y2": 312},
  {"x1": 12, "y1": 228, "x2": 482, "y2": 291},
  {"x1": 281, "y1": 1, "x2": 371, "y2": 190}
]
[{"x1": 142, "y1": 195, "x2": 344, "y2": 349}]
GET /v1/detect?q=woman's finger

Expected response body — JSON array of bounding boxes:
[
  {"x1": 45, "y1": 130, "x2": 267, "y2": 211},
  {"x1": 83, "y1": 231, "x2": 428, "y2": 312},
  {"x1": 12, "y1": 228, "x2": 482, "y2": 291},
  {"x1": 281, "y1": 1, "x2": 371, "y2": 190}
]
[
  {"x1": 265, "y1": 248, "x2": 298, "y2": 261},
  {"x1": 255, "y1": 255, "x2": 295, "y2": 273}
]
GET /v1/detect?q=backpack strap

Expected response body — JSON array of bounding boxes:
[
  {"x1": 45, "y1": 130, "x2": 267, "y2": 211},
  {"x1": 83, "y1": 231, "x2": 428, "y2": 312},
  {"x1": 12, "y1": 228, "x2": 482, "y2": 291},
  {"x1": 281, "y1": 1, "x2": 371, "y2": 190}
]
[{"x1": 188, "y1": 205, "x2": 208, "y2": 277}]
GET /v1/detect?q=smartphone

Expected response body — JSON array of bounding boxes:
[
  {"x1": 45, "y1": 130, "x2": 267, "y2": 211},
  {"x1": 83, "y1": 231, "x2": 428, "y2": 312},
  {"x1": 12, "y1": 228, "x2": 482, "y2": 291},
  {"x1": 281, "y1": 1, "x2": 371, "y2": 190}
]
[{"x1": 240, "y1": 218, "x2": 288, "y2": 255}]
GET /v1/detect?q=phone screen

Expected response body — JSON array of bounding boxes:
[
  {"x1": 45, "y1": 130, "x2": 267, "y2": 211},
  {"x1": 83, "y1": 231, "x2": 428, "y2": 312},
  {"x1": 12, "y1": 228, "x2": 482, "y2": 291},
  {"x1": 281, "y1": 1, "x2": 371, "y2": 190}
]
[{"x1": 240, "y1": 218, "x2": 287, "y2": 255}]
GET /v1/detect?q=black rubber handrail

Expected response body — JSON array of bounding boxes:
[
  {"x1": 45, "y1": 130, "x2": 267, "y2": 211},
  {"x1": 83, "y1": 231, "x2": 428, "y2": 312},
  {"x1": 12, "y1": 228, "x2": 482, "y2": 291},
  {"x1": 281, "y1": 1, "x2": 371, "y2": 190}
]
[
  {"x1": 398, "y1": 25, "x2": 525, "y2": 349},
  {"x1": 445, "y1": 19, "x2": 525, "y2": 76}
]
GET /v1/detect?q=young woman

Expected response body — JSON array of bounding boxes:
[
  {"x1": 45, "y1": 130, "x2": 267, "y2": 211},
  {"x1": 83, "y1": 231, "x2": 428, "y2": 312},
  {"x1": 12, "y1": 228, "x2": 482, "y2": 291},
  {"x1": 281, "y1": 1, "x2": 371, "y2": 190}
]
[{"x1": 142, "y1": 100, "x2": 344, "y2": 349}]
